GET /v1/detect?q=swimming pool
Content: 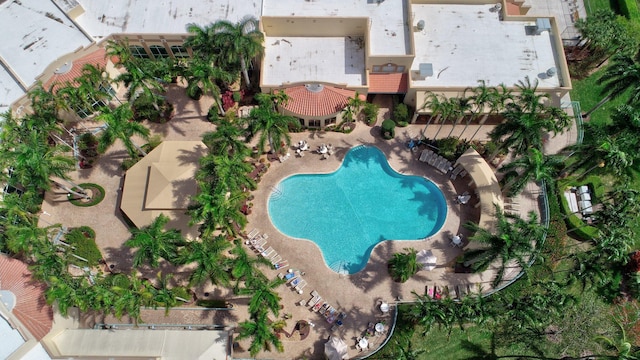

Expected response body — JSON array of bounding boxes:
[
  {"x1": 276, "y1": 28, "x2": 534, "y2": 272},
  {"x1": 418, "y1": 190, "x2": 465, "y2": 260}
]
[{"x1": 268, "y1": 145, "x2": 447, "y2": 274}]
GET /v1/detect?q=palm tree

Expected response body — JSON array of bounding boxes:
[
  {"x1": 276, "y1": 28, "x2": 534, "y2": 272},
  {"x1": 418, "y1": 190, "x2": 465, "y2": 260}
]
[
  {"x1": 95, "y1": 103, "x2": 150, "y2": 158},
  {"x1": 176, "y1": 235, "x2": 232, "y2": 287},
  {"x1": 150, "y1": 272, "x2": 178, "y2": 315},
  {"x1": 184, "y1": 23, "x2": 218, "y2": 60},
  {"x1": 125, "y1": 214, "x2": 186, "y2": 268},
  {"x1": 6, "y1": 130, "x2": 75, "y2": 194},
  {"x1": 388, "y1": 248, "x2": 421, "y2": 283},
  {"x1": 236, "y1": 308, "x2": 284, "y2": 357},
  {"x1": 238, "y1": 274, "x2": 285, "y2": 317},
  {"x1": 105, "y1": 38, "x2": 134, "y2": 68},
  {"x1": 499, "y1": 148, "x2": 563, "y2": 196},
  {"x1": 209, "y1": 16, "x2": 264, "y2": 88},
  {"x1": 463, "y1": 205, "x2": 545, "y2": 287},
  {"x1": 584, "y1": 52, "x2": 640, "y2": 116},
  {"x1": 447, "y1": 96, "x2": 472, "y2": 138},
  {"x1": 469, "y1": 83, "x2": 513, "y2": 141},
  {"x1": 5, "y1": 222, "x2": 48, "y2": 259},
  {"x1": 210, "y1": 152, "x2": 256, "y2": 192},
  {"x1": 563, "y1": 135, "x2": 634, "y2": 178},
  {"x1": 184, "y1": 55, "x2": 233, "y2": 114},
  {"x1": 228, "y1": 240, "x2": 272, "y2": 293},
  {"x1": 28, "y1": 82, "x2": 69, "y2": 121},
  {"x1": 433, "y1": 97, "x2": 455, "y2": 139},
  {"x1": 202, "y1": 121, "x2": 249, "y2": 156},
  {"x1": 420, "y1": 92, "x2": 444, "y2": 137},
  {"x1": 45, "y1": 275, "x2": 90, "y2": 316},
  {"x1": 245, "y1": 94, "x2": 296, "y2": 154}
]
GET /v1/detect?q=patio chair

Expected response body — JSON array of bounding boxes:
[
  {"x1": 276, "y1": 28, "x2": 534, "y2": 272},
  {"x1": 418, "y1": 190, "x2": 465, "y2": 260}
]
[
  {"x1": 246, "y1": 228, "x2": 259, "y2": 240},
  {"x1": 273, "y1": 260, "x2": 289, "y2": 270},
  {"x1": 295, "y1": 279, "x2": 307, "y2": 293},
  {"x1": 270, "y1": 255, "x2": 282, "y2": 265},
  {"x1": 312, "y1": 299, "x2": 325, "y2": 312},
  {"x1": 259, "y1": 246, "x2": 275, "y2": 258},
  {"x1": 307, "y1": 294, "x2": 321, "y2": 307}
]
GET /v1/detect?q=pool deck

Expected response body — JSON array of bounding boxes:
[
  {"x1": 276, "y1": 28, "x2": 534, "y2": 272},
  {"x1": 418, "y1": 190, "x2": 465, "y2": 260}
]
[{"x1": 38, "y1": 83, "x2": 570, "y2": 359}]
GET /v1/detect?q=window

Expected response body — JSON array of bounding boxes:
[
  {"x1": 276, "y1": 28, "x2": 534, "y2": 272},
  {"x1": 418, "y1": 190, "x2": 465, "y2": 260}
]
[
  {"x1": 298, "y1": 118, "x2": 305, "y2": 127},
  {"x1": 309, "y1": 119, "x2": 321, "y2": 128},
  {"x1": 372, "y1": 63, "x2": 404, "y2": 73},
  {"x1": 326, "y1": 117, "x2": 337, "y2": 125},
  {"x1": 170, "y1": 45, "x2": 189, "y2": 58},
  {"x1": 149, "y1": 45, "x2": 169, "y2": 58},
  {"x1": 130, "y1": 45, "x2": 149, "y2": 59}
]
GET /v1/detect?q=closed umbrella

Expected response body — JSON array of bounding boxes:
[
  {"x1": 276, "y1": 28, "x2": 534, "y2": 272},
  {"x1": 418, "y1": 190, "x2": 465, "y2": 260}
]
[
  {"x1": 417, "y1": 249, "x2": 437, "y2": 271},
  {"x1": 325, "y1": 336, "x2": 348, "y2": 360}
]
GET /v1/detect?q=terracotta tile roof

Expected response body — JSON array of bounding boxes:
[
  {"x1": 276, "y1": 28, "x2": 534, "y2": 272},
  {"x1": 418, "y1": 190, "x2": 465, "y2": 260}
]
[
  {"x1": 43, "y1": 47, "x2": 107, "y2": 91},
  {"x1": 368, "y1": 73, "x2": 408, "y2": 94},
  {"x1": 505, "y1": 1, "x2": 521, "y2": 16},
  {"x1": 281, "y1": 85, "x2": 355, "y2": 117},
  {"x1": 0, "y1": 255, "x2": 53, "y2": 340}
]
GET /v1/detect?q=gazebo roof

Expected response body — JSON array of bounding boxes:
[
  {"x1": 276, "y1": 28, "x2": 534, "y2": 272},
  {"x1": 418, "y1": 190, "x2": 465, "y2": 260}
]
[
  {"x1": 280, "y1": 84, "x2": 355, "y2": 117},
  {"x1": 121, "y1": 141, "x2": 206, "y2": 237}
]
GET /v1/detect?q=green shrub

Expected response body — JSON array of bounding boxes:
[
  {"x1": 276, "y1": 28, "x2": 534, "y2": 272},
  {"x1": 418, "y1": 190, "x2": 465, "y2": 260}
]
[
  {"x1": 121, "y1": 157, "x2": 140, "y2": 171},
  {"x1": 132, "y1": 95, "x2": 172, "y2": 123},
  {"x1": 566, "y1": 214, "x2": 599, "y2": 240},
  {"x1": 78, "y1": 133, "x2": 98, "y2": 150},
  {"x1": 363, "y1": 102, "x2": 379, "y2": 126},
  {"x1": 187, "y1": 84, "x2": 203, "y2": 100},
  {"x1": 232, "y1": 91, "x2": 242, "y2": 102},
  {"x1": 381, "y1": 119, "x2": 396, "y2": 139},
  {"x1": 69, "y1": 183, "x2": 105, "y2": 207},
  {"x1": 393, "y1": 103, "x2": 410, "y2": 123},
  {"x1": 64, "y1": 226, "x2": 102, "y2": 266},
  {"x1": 435, "y1": 137, "x2": 459, "y2": 160}
]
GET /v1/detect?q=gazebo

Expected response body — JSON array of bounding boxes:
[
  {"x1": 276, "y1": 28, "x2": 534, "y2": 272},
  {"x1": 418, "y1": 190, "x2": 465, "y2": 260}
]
[{"x1": 120, "y1": 141, "x2": 207, "y2": 238}]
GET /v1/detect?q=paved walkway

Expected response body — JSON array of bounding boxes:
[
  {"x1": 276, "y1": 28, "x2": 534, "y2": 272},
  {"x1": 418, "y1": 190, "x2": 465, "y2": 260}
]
[{"x1": 38, "y1": 80, "x2": 576, "y2": 359}]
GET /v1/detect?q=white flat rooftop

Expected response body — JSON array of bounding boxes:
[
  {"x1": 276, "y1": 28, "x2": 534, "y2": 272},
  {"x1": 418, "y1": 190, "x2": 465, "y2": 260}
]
[
  {"x1": 74, "y1": 0, "x2": 263, "y2": 38},
  {"x1": 263, "y1": 36, "x2": 365, "y2": 87},
  {"x1": 262, "y1": 0, "x2": 410, "y2": 56},
  {"x1": 0, "y1": 0, "x2": 91, "y2": 89},
  {"x1": 411, "y1": 4, "x2": 561, "y2": 88},
  {"x1": 0, "y1": 69, "x2": 25, "y2": 115}
]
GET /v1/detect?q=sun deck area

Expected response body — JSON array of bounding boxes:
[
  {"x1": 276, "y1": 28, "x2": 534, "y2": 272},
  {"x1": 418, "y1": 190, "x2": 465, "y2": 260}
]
[
  {"x1": 262, "y1": 0, "x2": 411, "y2": 56},
  {"x1": 262, "y1": 36, "x2": 366, "y2": 87},
  {"x1": 410, "y1": 3, "x2": 562, "y2": 88}
]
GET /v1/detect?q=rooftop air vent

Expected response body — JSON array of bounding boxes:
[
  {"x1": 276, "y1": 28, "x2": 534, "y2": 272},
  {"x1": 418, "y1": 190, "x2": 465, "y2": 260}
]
[
  {"x1": 416, "y1": 20, "x2": 425, "y2": 31},
  {"x1": 419, "y1": 63, "x2": 433, "y2": 79},
  {"x1": 546, "y1": 67, "x2": 557, "y2": 77},
  {"x1": 534, "y1": 18, "x2": 552, "y2": 35}
]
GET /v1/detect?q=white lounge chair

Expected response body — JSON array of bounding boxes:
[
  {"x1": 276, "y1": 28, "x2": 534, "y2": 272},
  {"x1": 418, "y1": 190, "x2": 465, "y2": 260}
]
[
  {"x1": 246, "y1": 228, "x2": 259, "y2": 240},
  {"x1": 260, "y1": 246, "x2": 274, "y2": 258},
  {"x1": 273, "y1": 260, "x2": 289, "y2": 270},
  {"x1": 295, "y1": 279, "x2": 307, "y2": 293}
]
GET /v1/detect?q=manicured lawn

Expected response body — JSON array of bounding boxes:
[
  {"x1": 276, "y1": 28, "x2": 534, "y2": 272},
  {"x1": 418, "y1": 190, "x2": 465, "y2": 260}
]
[
  {"x1": 570, "y1": 68, "x2": 631, "y2": 126},
  {"x1": 583, "y1": 0, "x2": 615, "y2": 15}
]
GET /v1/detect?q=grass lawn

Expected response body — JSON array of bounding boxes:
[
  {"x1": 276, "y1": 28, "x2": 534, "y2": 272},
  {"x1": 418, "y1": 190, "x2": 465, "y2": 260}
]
[
  {"x1": 583, "y1": 0, "x2": 617, "y2": 15},
  {"x1": 570, "y1": 67, "x2": 632, "y2": 126}
]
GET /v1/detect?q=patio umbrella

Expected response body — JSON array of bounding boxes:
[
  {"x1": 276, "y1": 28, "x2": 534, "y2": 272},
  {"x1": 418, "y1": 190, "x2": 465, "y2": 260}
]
[
  {"x1": 417, "y1": 249, "x2": 437, "y2": 271},
  {"x1": 325, "y1": 336, "x2": 348, "y2": 360}
]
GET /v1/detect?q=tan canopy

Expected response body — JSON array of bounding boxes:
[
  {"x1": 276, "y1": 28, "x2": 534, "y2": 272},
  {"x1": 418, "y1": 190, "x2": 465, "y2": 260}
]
[
  {"x1": 121, "y1": 141, "x2": 207, "y2": 238},
  {"x1": 454, "y1": 148, "x2": 503, "y2": 232}
]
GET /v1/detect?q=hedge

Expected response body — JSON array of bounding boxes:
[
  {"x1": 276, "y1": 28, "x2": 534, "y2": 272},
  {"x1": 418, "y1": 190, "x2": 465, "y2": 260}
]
[
  {"x1": 64, "y1": 226, "x2": 103, "y2": 266},
  {"x1": 618, "y1": 0, "x2": 640, "y2": 20},
  {"x1": 566, "y1": 213, "x2": 599, "y2": 240}
]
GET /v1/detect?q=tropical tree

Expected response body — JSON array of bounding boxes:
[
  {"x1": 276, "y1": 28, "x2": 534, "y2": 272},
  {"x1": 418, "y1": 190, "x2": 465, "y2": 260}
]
[
  {"x1": 58, "y1": 64, "x2": 113, "y2": 118},
  {"x1": 5, "y1": 130, "x2": 75, "y2": 194},
  {"x1": 469, "y1": 83, "x2": 513, "y2": 141},
  {"x1": 149, "y1": 272, "x2": 179, "y2": 315},
  {"x1": 238, "y1": 274, "x2": 285, "y2": 317},
  {"x1": 499, "y1": 148, "x2": 563, "y2": 196},
  {"x1": 245, "y1": 93, "x2": 296, "y2": 154},
  {"x1": 202, "y1": 121, "x2": 249, "y2": 156},
  {"x1": 421, "y1": 92, "x2": 445, "y2": 136},
  {"x1": 585, "y1": 52, "x2": 640, "y2": 116},
  {"x1": 28, "y1": 82, "x2": 69, "y2": 121},
  {"x1": 125, "y1": 214, "x2": 185, "y2": 268},
  {"x1": 228, "y1": 240, "x2": 272, "y2": 293},
  {"x1": 184, "y1": 55, "x2": 233, "y2": 114},
  {"x1": 236, "y1": 308, "x2": 284, "y2": 357},
  {"x1": 176, "y1": 235, "x2": 232, "y2": 287},
  {"x1": 95, "y1": 103, "x2": 150, "y2": 158},
  {"x1": 209, "y1": 152, "x2": 256, "y2": 192},
  {"x1": 447, "y1": 96, "x2": 472, "y2": 138},
  {"x1": 388, "y1": 248, "x2": 421, "y2": 283},
  {"x1": 188, "y1": 184, "x2": 248, "y2": 238},
  {"x1": 463, "y1": 205, "x2": 545, "y2": 287},
  {"x1": 209, "y1": 16, "x2": 264, "y2": 87}
]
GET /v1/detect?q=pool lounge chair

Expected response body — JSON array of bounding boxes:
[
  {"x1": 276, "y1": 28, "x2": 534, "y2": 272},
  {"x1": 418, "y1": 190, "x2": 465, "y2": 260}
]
[
  {"x1": 307, "y1": 293, "x2": 321, "y2": 307},
  {"x1": 259, "y1": 246, "x2": 275, "y2": 258},
  {"x1": 295, "y1": 279, "x2": 307, "y2": 293},
  {"x1": 246, "y1": 228, "x2": 259, "y2": 240},
  {"x1": 289, "y1": 276, "x2": 303, "y2": 287},
  {"x1": 270, "y1": 255, "x2": 282, "y2": 265},
  {"x1": 273, "y1": 260, "x2": 289, "y2": 270},
  {"x1": 312, "y1": 300, "x2": 325, "y2": 312}
]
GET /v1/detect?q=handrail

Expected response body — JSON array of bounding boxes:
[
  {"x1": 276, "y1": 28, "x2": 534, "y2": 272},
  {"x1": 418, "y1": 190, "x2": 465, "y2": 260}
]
[{"x1": 571, "y1": 101, "x2": 584, "y2": 145}]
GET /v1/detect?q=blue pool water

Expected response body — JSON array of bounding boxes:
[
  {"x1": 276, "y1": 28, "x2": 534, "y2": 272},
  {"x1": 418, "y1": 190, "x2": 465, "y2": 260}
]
[{"x1": 268, "y1": 145, "x2": 447, "y2": 274}]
